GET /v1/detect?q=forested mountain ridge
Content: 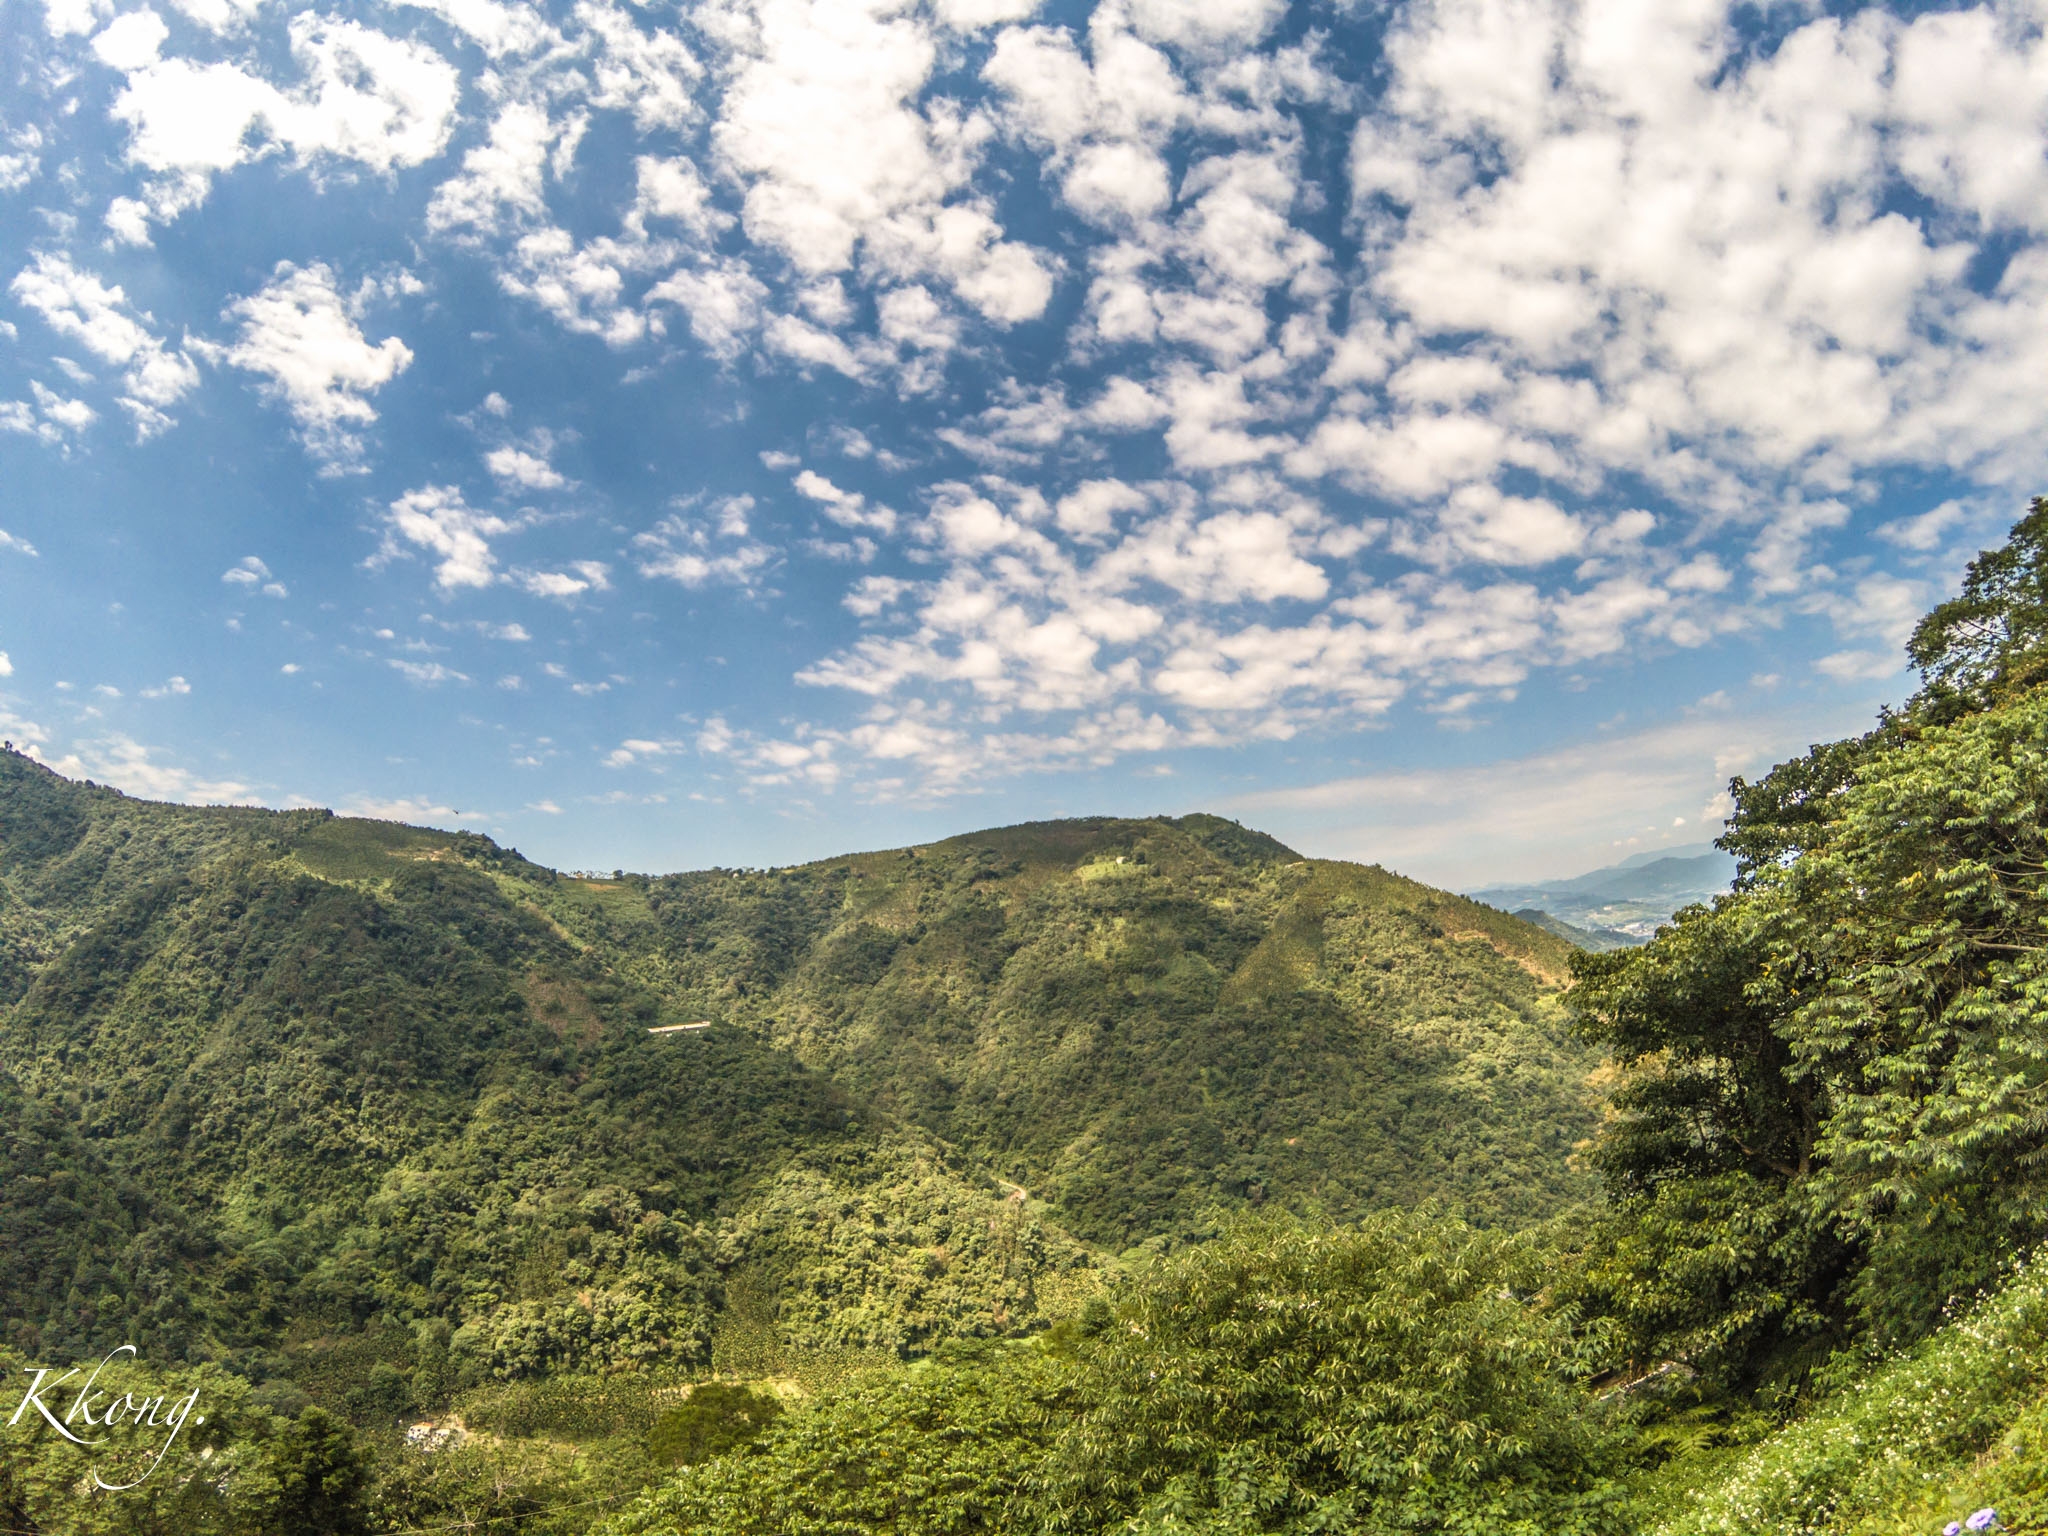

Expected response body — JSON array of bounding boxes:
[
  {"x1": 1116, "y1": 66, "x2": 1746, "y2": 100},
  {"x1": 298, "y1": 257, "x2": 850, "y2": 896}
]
[
  {"x1": 0, "y1": 755, "x2": 1095, "y2": 1396},
  {"x1": 600, "y1": 813, "x2": 1599, "y2": 1244},
  {"x1": 0, "y1": 753, "x2": 1598, "y2": 1407}
]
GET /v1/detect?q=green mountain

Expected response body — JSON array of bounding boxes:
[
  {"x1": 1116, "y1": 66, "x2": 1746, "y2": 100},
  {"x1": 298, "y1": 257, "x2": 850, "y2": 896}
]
[
  {"x1": 584, "y1": 498, "x2": 2048, "y2": 1536},
  {"x1": 0, "y1": 756, "x2": 1091, "y2": 1393},
  {"x1": 614, "y1": 814, "x2": 1600, "y2": 1246},
  {"x1": 0, "y1": 753, "x2": 1599, "y2": 1400},
  {"x1": 14, "y1": 501, "x2": 2048, "y2": 1536}
]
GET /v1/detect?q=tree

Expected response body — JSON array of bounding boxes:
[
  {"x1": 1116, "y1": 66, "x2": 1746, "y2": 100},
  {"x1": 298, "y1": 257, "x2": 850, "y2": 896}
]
[
  {"x1": 644, "y1": 1382, "x2": 783, "y2": 1468},
  {"x1": 1769, "y1": 689, "x2": 2048, "y2": 1342},
  {"x1": 1566, "y1": 901, "x2": 1856, "y2": 1391},
  {"x1": 1909, "y1": 497, "x2": 2048, "y2": 713},
  {"x1": 234, "y1": 1409, "x2": 371, "y2": 1536},
  {"x1": 1028, "y1": 1214, "x2": 1626, "y2": 1536},
  {"x1": 1572, "y1": 498, "x2": 2048, "y2": 1370}
]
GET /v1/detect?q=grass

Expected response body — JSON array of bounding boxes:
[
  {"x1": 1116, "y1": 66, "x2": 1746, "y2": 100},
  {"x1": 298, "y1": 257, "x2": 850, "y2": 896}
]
[{"x1": 1649, "y1": 1261, "x2": 2048, "y2": 1536}]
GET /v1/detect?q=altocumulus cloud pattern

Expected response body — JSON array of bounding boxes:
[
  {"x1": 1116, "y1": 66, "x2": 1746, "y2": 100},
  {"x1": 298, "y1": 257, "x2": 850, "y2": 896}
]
[{"x1": 2, "y1": 0, "x2": 2047, "y2": 869}]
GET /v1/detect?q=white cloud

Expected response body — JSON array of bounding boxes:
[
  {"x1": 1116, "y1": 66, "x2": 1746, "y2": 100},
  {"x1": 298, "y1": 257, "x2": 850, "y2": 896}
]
[
  {"x1": 110, "y1": 16, "x2": 459, "y2": 224},
  {"x1": 10, "y1": 254, "x2": 200, "y2": 436},
  {"x1": 1875, "y1": 497, "x2": 1975, "y2": 553},
  {"x1": 793, "y1": 470, "x2": 898, "y2": 534},
  {"x1": 0, "y1": 125, "x2": 42, "y2": 193},
  {"x1": 44, "y1": 0, "x2": 109, "y2": 39},
  {"x1": 628, "y1": 154, "x2": 729, "y2": 242},
  {"x1": 636, "y1": 496, "x2": 776, "y2": 591},
  {"x1": 91, "y1": 9, "x2": 168, "y2": 70},
  {"x1": 1125, "y1": 0, "x2": 1283, "y2": 53},
  {"x1": 578, "y1": 0, "x2": 703, "y2": 131},
  {"x1": 1815, "y1": 648, "x2": 1906, "y2": 682},
  {"x1": 427, "y1": 99, "x2": 556, "y2": 236},
  {"x1": 381, "y1": 485, "x2": 511, "y2": 590},
  {"x1": 104, "y1": 197, "x2": 154, "y2": 245},
  {"x1": 1808, "y1": 573, "x2": 1927, "y2": 648},
  {"x1": 603, "y1": 735, "x2": 689, "y2": 768},
  {"x1": 0, "y1": 528, "x2": 40, "y2": 557},
  {"x1": 389, "y1": 659, "x2": 471, "y2": 685},
  {"x1": 646, "y1": 259, "x2": 770, "y2": 360},
  {"x1": 162, "y1": 0, "x2": 263, "y2": 35},
  {"x1": 515, "y1": 561, "x2": 612, "y2": 599},
  {"x1": 493, "y1": 224, "x2": 671, "y2": 348},
  {"x1": 340, "y1": 791, "x2": 485, "y2": 821},
  {"x1": 1321, "y1": 0, "x2": 2048, "y2": 524},
  {"x1": 0, "y1": 653, "x2": 11, "y2": 677},
  {"x1": 40, "y1": 733, "x2": 257, "y2": 805},
  {"x1": 1430, "y1": 485, "x2": 1585, "y2": 567},
  {"x1": 219, "y1": 555, "x2": 288, "y2": 595},
  {"x1": 484, "y1": 444, "x2": 566, "y2": 490},
  {"x1": 710, "y1": 0, "x2": 1053, "y2": 324},
  {"x1": 398, "y1": 0, "x2": 553, "y2": 56},
  {"x1": 222, "y1": 262, "x2": 411, "y2": 467},
  {"x1": 24, "y1": 382, "x2": 97, "y2": 440},
  {"x1": 933, "y1": 0, "x2": 1040, "y2": 30},
  {"x1": 1224, "y1": 706, "x2": 1876, "y2": 889}
]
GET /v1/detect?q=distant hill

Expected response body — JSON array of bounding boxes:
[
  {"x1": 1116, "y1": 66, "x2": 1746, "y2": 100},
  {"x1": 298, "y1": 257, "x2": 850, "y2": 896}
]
[
  {"x1": 1469, "y1": 843, "x2": 1736, "y2": 938},
  {"x1": 1510, "y1": 909, "x2": 1641, "y2": 951},
  {"x1": 0, "y1": 750, "x2": 1603, "y2": 1416}
]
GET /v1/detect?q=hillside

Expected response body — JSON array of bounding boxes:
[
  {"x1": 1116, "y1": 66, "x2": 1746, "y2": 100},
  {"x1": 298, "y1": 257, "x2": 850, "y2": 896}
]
[
  {"x1": 0, "y1": 753, "x2": 1094, "y2": 1395},
  {"x1": 0, "y1": 754, "x2": 1600, "y2": 1396},
  {"x1": 562, "y1": 813, "x2": 1600, "y2": 1246},
  {"x1": 1511, "y1": 908, "x2": 1642, "y2": 952},
  {"x1": 579, "y1": 500, "x2": 2048, "y2": 1536}
]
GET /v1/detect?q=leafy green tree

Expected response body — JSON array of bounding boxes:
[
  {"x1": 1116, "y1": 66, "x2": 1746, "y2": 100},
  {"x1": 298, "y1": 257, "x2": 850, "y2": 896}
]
[
  {"x1": 644, "y1": 1382, "x2": 783, "y2": 1467},
  {"x1": 609, "y1": 1347, "x2": 1059, "y2": 1536},
  {"x1": 1571, "y1": 497, "x2": 2048, "y2": 1376},
  {"x1": 234, "y1": 1408, "x2": 371, "y2": 1536},
  {"x1": 1909, "y1": 496, "x2": 2048, "y2": 713},
  {"x1": 1769, "y1": 688, "x2": 2048, "y2": 1341},
  {"x1": 1027, "y1": 1213, "x2": 1626, "y2": 1536},
  {"x1": 1566, "y1": 901, "x2": 1855, "y2": 1390}
]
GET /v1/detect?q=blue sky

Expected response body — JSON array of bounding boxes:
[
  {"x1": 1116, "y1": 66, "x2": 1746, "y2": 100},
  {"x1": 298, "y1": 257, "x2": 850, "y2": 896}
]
[{"x1": 0, "y1": 0, "x2": 2040, "y2": 886}]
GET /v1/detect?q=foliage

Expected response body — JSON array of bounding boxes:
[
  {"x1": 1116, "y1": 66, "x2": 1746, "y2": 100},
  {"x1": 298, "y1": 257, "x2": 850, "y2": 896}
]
[
  {"x1": 0, "y1": 759, "x2": 1113, "y2": 1403},
  {"x1": 643, "y1": 1381, "x2": 784, "y2": 1467},
  {"x1": 1909, "y1": 496, "x2": 2048, "y2": 714},
  {"x1": 0, "y1": 751, "x2": 1597, "y2": 1408},
  {"x1": 1567, "y1": 899, "x2": 1855, "y2": 1390},
  {"x1": 1772, "y1": 689, "x2": 2048, "y2": 1339},
  {"x1": 1563, "y1": 501, "x2": 2048, "y2": 1386},
  {"x1": 233, "y1": 1407, "x2": 372, "y2": 1536},
  {"x1": 0, "y1": 749, "x2": 1614, "y2": 1531},
  {"x1": 1569, "y1": 686, "x2": 2048, "y2": 1381},
  {"x1": 1029, "y1": 1213, "x2": 1626, "y2": 1536},
  {"x1": 632, "y1": 828, "x2": 1599, "y2": 1246},
  {"x1": 606, "y1": 1214, "x2": 1628, "y2": 1536},
  {"x1": 608, "y1": 1346, "x2": 1058, "y2": 1536},
  {"x1": 1647, "y1": 1259, "x2": 2048, "y2": 1536},
  {"x1": 457, "y1": 1370, "x2": 694, "y2": 1440},
  {"x1": 364, "y1": 1430, "x2": 659, "y2": 1536}
]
